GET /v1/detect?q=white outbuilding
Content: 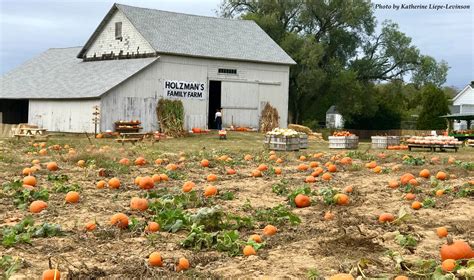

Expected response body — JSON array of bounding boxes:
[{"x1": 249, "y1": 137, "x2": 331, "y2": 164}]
[
  {"x1": 0, "y1": 3, "x2": 295, "y2": 133},
  {"x1": 451, "y1": 81, "x2": 474, "y2": 130},
  {"x1": 325, "y1": 105, "x2": 344, "y2": 129}
]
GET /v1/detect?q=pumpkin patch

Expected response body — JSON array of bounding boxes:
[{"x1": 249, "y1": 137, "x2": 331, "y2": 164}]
[{"x1": 0, "y1": 134, "x2": 472, "y2": 278}]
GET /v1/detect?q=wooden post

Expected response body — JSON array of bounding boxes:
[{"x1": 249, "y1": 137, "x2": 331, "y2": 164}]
[{"x1": 92, "y1": 106, "x2": 100, "y2": 137}]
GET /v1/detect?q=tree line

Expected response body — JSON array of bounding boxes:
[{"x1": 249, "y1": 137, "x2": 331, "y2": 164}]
[{"x1": 220, "y1": 0, "x2": 452, "y2": 130}]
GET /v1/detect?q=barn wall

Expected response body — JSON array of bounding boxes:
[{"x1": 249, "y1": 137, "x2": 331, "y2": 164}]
[
  {"x1": 100, "y1": 55, "x2": 290, "y2": 131},
  {"x1": 159, "y1": 55, "x2": 290, "y2": 129},
  {"x1": 84, "y1": 9, "x2": 154, "y2": 58},
  {"x1": 29, "y1": 99, "x2": 100, "y2": 133},
  {"x1": 100, "y1": 61, "x2": 161, "y2": 132},
  {"x1": 453, "y1": 87, "x2": 474, "y2": 107}
]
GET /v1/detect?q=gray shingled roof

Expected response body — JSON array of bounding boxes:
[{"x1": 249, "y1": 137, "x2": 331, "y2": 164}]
[
  {"x1": 78, "y1": 3, "x2": 295, "y2": 65},
  {"x1": 0, "y1": 47, "x2": 158, "y2": 99}
]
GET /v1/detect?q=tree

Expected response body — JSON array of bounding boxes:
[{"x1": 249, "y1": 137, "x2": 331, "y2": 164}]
[
  {"x1": 219, "y1": 1, "x2": 448, "y2": 126},
  {"x1": 416, "y1": 85, "x2": 450, "y2": 130}
]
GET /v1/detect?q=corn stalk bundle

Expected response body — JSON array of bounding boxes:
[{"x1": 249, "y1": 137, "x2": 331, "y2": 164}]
[
  {"x1": 156, "y1": 98, "x2": 185, "y2": 137},
  {"x1": 259, "y1": 103, "x2": 280, "y2": 133}
]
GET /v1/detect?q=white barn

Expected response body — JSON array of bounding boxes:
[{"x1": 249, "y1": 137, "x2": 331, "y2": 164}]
[
  {"x1": 451, "y1": 82, "x2": 474, "y2": 130},
  {"x1": 0, "y1": 3, "x2": 295, "y2": 133}
]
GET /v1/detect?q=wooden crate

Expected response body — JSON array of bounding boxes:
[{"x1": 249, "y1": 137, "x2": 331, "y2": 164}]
[
  {"x1": 299, "y1": 134, "x2": 308, "y2": 149},
  {"x1": 387, "y1": 136, "x2": 401, "y2": 146},
  {"x1": 265, "y1": 135, "x2": 300, "y2": 151},
  {"x1": 328, "y1": 136, "x2": 359, "y2": 149},
  {"x1": 371, "y1": 136, "x2": 387, "y2": 149}
]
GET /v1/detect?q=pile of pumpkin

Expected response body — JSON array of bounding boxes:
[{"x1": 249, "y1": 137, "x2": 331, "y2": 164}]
[{"x1": 332, "y1": 131, "x2": 355, "y2": 137}]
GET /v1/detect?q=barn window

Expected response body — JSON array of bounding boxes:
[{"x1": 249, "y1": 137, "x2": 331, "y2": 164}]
[
  {"x1": 218, "y1": 68, "x2": 237, "y2": 75},
  {"x1": 115, "y1": 22, "x2": 122, "y2": 39}
]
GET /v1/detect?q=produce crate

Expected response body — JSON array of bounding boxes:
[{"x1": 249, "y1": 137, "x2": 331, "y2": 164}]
[
  {"x1": 299, "y1": 133, "x2": 308, "y2": 149},
  {"x1": 328, "y1": 136, "x2": 359, "y2": 149},
  {"x1": 371, "y1": 136, "x2": 387, "y2": 149},
  {"x1": 387, "y1": 136, "x2": 401, "y2": 146},
  {"x1": 265, "y1": 135, "x2": 300, "y2": 151}
]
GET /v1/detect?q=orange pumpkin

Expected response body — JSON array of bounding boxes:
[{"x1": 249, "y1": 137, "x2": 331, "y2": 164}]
[
  {"x1": 138, "y1": 176, "x2": 155, "y2": 190},
  {"x1": 204, "y1": 185, "x2": 217, "y2": 197},
  {"x1": 440, "y1": 237, "x2": 474, "y2": 260},
  {"x1": 294, "y1": 194, "x2": 311, "y2": 208},
  {"x1": 110, "y1": 213, "x2": 129, "y2": 229},
  {"x1": 130, "y1": 197, "x2": 148, "y2": 211},
  {"x1": 23, "y1": 176, "x2": 37, "y2": 187}
]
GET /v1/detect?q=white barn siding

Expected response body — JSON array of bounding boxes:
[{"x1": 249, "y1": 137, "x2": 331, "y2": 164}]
[
  {"x1": 100, "y1": 61, "x2": 160, "y2": 132},
  {"x1": 84, "y1": 10, "x2": 154, "y2": 59},
  {"x1": 99, "y1": 55, "x2": 290, "y2": 132},
  {"x1": 29, "y1": 99, "x2": 100, "y2": 132},
  {"x1": 159, "y1": 55, "x2": 289, "y2": 129}
]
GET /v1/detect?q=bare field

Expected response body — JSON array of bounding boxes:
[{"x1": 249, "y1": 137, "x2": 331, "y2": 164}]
[{"x1": 0, "y1": 132, "x2": 473, "y2": 279}]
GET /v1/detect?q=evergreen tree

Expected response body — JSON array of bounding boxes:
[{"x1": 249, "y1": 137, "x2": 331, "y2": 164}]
[{"x1": 416, "y1": 85, "x2": 450, "y2": 130}]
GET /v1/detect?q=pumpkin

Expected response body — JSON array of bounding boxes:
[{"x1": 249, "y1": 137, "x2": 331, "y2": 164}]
[
  {"x1": 378, "y1": 213, "x2": 395, "y2": 223},
  {"x1": 263, "y1": 225, "x2": 277, "y2": 236},
  {"x1": 309, "y1": 161, "x2": 319, "y2": 168},
  {"x1": 204, "y1": 185, "x2": 217, "y2": 197},
  {"x1": 96, "y1": 180, "x2": 107, "y2": 189},
  {"x1": 400, "y1": 173, "x2": 415, "y2": 185},
  {"x1": 200, "y1": 159, "x2": 210, "y2": 167},
  {"x1": 166, "y1": 163, "x2": 178, "y2": 171},
  {"x1": 394, "y1": 276, "x2": 409, "y2": 280},
  {"x1": 305, "y1": 176, "x2": 316, "y2": 183},
  {"x1": 324, "y1": 211, "x2": 335, "y2": 221},
  {"x1": 411, "y1": 201, "x2": 422, "y2": 210},
  {"x1": 160, "y1": 174, "x2": 169, "y2": 181},
  {"x1": 372, "y1": 166, "x2": 382, "y2": 173},
  {"x1": 436, "y1": 171, "x2": 447, "y2": 180},
  {"x1": 145, "y1": 222, "x2": 160, "y2": 233},
  {"x1": 47, "y1": 162, "x2": 59, "y2": 171},
  {"x1": 366, "y1": 161, "x2": 377, "y2": 169},
  {"x1": 408, "y1": 178, "x2": 419, "y2": 186},
  {"x1": 182, "y1": 181, "x2": 195, "y2": 192},
  {"x1": 340, "y1": 157, "x2": 352, "y2": 165},
  {"x1": 328, "y1": 273, "x2": 354, "y2": 280},
  {"x1": 138, "y1": 176, "x2": 155, "y2": 190},
  {"x1": 151, "y1": 174, "x2": 161, "y2": 183},
  {"x1": 23, "y1": 175, "x2": 37, "y2": 187},
  {"x1": 84, "y1": 221, "x2": 96, "y2": 232},
  {"x1": 135, "y1": 157, "x2": 146, "y2": 166},
  {"x1": 251, "y1": 170, "x2": 262, "y2": 177},
  {"x1": 244, "y1": 154, "x2": 252, "y2": 161},
  {"x1": 42, "y1": 269, "x2": 61, "y2": 280},
  {"x1": 405, "y1": 193, "x2": 416, "y2": 200},
  {"x1": 130, "y1": 197, "x2": 148, "y2": 211},
  {"x1": 176, "y1": 257, "x2": 190, "y2": 271},
  {"x1": 436, "y1": 227, "x2": 448, "y2": 238},
  {"x1": 110, "y1": 213, "x2": 129, "y2": 229},
  {"x1": 243, "y1": 245, "x2": 256, "y2": 256},
  {"x1": 274, "y1": 167, "x2": 282, "y2": 175},
  {"x1": 334, "y1": 193, "x2": 349, "y2": 205},
  {"x1": 148, "y1": 252, "x2": 163, "y2": 266},
  {"x1": 77, "y1": 160, "x2": 86, "y2": 167},
  {"x1": 119, "y1": 158, "x2": 130, "y2": 165},
  {"x1": 22, "y1": 167, "x2": 33, "y2": 176},
  {"x1": 388, "y1": 180, "x2": 399, "y2": 189},
  {"x1": 276, "y1": 158, "x2": 284, "y2": 164},
  {"x1": 65, "y1": 191, "x2": 80, "y2": 203},
  {"x1": 30, "y1": 200, "x2": 48, "y2": 213},
  {"x1": 343, "y1": 185, "x2": 353, "y2": 193},
  {"x1": 321, "y1": 173, "x2": 332, "y2": 181},
  {"x1": 440, "y1": 237, "x2": 474, "y2": 260},
  {"x1": 441, "y1": 259, "x2": 456, "y2": 272},
  {"x1": 108, "y1": 178, "x2": 121, "y2": 189},
  {"x1": 226, "y1": 168, "x2": 237, "y2": 175},
  {"x1": 297, "y1": 164, "x2": 309, "y2": 171},
  {"x1": 207, "y1": 174, "x2": 217, "y2": 182},
  {"x1": 294, "y1": 194, "x2": 311, "y2": 208},
  {"x1": 257, "y1": 164, "x2": 268, "y2": 171},
  {"x1": 250, "y1": 234, "x2": 262, "y2": 243},
  {"x1": 328, "y1": 164, "x2": 337, "y2": 173},
  {"x1": 419, "y1": 169, "x2": 430, "y2": 178}
]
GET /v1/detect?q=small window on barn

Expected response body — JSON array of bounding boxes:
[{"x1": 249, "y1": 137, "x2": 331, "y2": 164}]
[
  {"x1": 115, "y1": 22, "x2": 122, "y2": 40},
  {"x1": 218, "y1": 68, "x2": 237, "y2": 75}
]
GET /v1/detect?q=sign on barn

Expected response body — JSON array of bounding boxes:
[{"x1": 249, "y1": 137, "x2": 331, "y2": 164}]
[{"x1": 164, "y1": 80, "x2": 206, "y2": 100}]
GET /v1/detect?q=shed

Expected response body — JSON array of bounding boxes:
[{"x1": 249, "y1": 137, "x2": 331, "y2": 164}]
[
  {"x1": 0, "y1": 3, "x2": 295, "y2": 133},
  {"x1": 325, "y1": 105, "x2": 344, "y2": 129}
]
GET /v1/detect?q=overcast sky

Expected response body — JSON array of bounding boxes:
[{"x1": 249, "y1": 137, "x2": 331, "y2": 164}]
[{"x1": 0, "y1": 0, "x2": 472, "y2": 89}]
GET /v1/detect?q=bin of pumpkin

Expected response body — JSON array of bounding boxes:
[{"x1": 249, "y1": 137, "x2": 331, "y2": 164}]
[
  {"x1": 328, "y1": 131, "x2": 359, "y2": 149},
  {"x1": 265, "y1": 128, "x2": 300, "y2": 151}
]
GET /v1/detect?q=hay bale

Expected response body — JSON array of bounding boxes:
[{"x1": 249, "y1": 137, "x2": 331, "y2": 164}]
[
  {"x1": 259, "y1": 103, "x2": 280, "y2": 133},
  {"x1": 288, "y1": 124, "x2": 312, "y2": 135}
]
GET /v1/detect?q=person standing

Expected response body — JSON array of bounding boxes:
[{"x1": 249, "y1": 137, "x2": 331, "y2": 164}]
[{"x1": 215, "y1": 108, "x2": 222, "y2": 130}]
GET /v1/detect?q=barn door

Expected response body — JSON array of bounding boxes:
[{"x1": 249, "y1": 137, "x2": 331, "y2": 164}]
[{"x1": 220, "y1": 82, "x2": 259, "y2": 128}]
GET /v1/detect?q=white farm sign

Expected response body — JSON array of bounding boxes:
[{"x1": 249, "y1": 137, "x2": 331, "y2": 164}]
[{"x1": 164, "y1": 80, "x2": 206, "y2": 99}]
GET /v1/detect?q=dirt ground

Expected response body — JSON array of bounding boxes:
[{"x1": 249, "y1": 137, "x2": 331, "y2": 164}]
[{"x1": 0, "y1": 132, "x2": 473, "y2": 279}]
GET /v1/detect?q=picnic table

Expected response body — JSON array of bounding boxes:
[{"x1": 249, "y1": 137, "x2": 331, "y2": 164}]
[
  {"x1": 408, "y1": 144, "x2": 459, "y2": 152},
  {"x1": 115, "y1": 132, "x2": 158, "y2": 145},
  {"x1": 13, "y1": 125, "x2": 49, "y2": 140}
]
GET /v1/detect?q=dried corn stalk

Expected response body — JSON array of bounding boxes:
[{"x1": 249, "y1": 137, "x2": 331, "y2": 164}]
[
  {"x1": 156, "y1": 98, "x2": 185, "y2": 137},
  {"x1": 259, "y1": 103, "x2": 280, "y2": 133}
]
